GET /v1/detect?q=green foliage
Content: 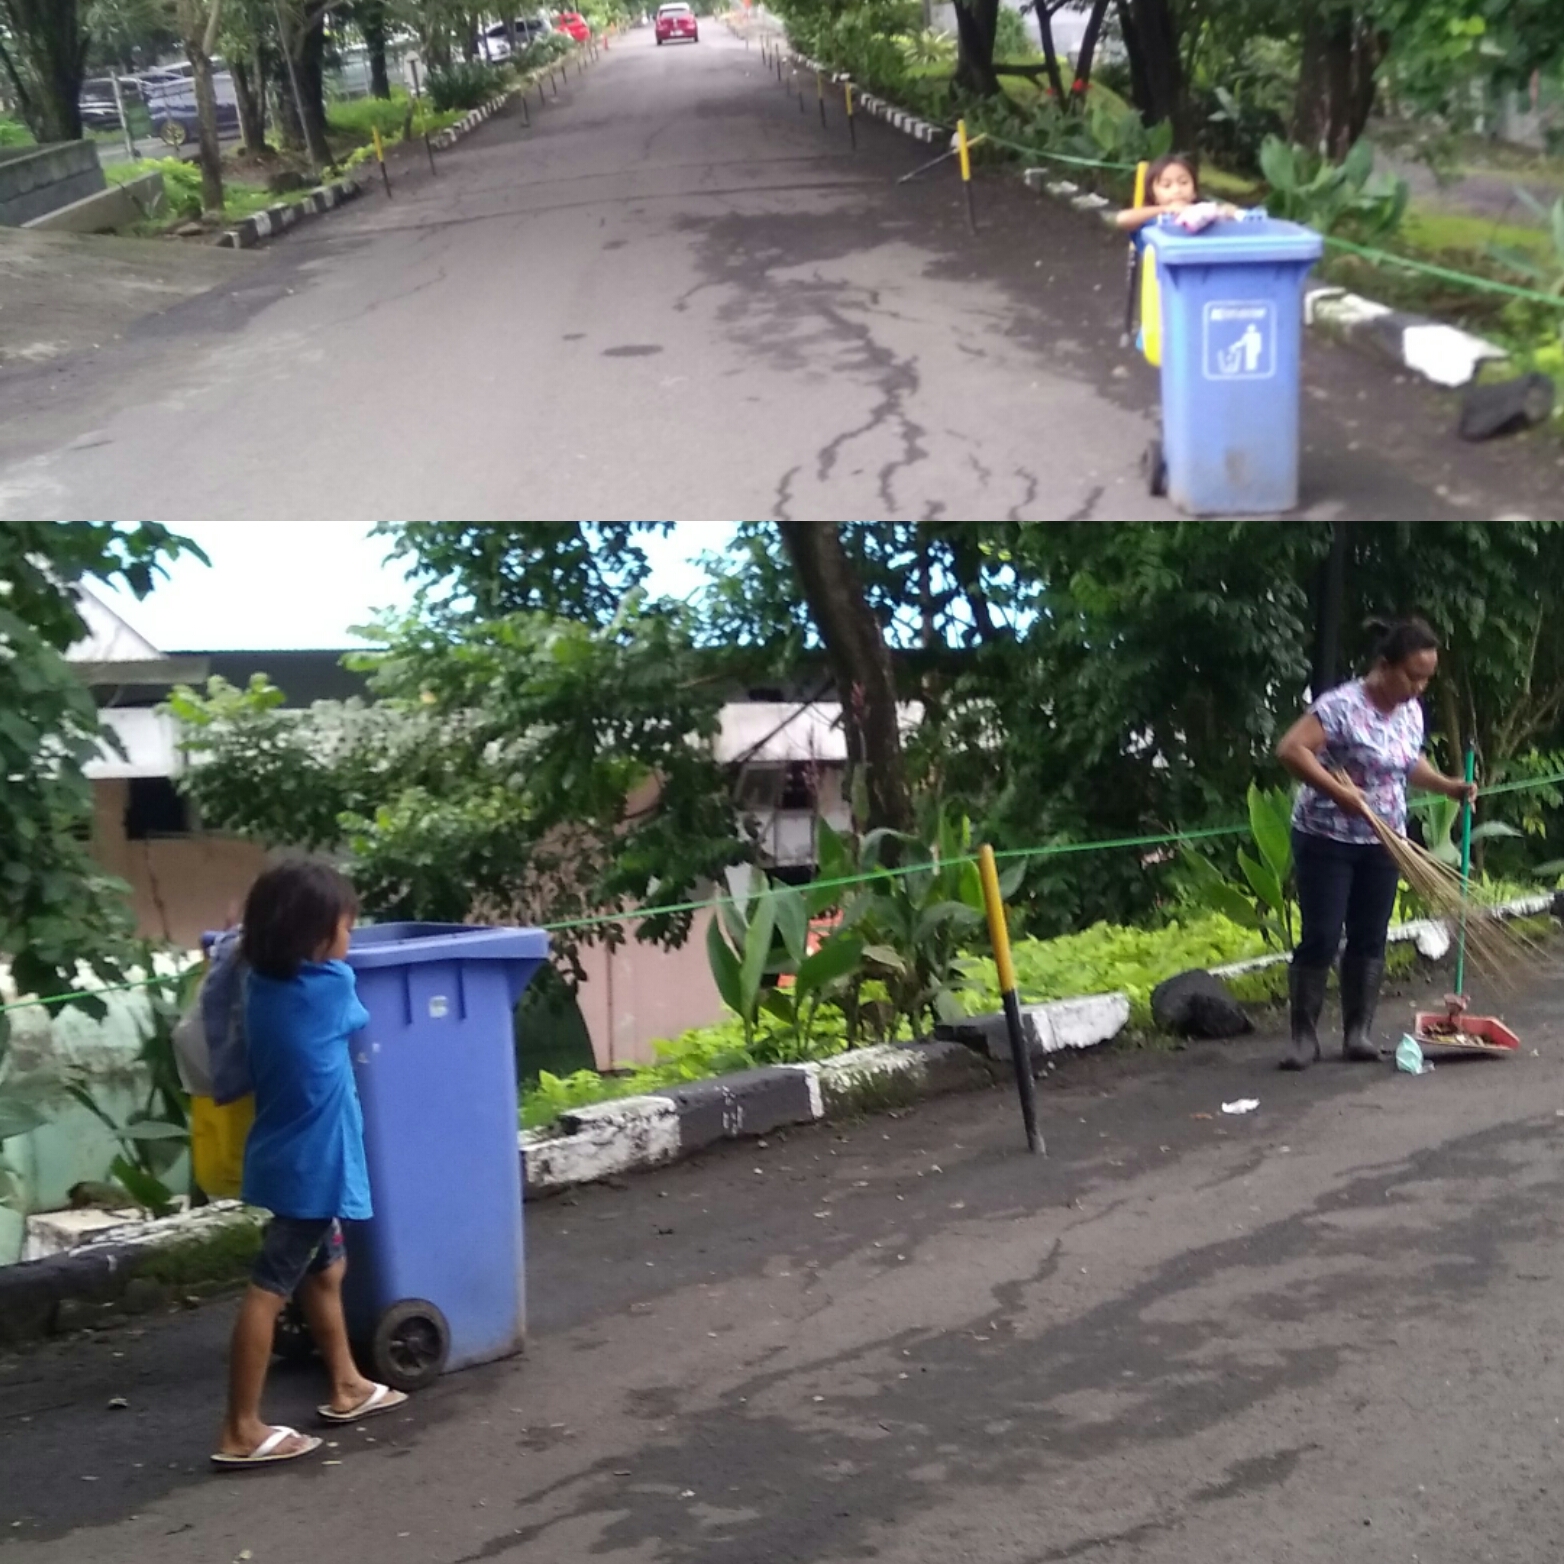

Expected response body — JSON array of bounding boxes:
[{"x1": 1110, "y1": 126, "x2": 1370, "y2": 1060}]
[
  {"x1": 0, "y1": 115, "x2": 33, "y2": 146},
  {"x1": 1485, "y1": 188, "x2": 1564, "y2": 297},
  {"x1": 1258, "y1": 137, "x2": 1411, "y2": 238},
  {"x1": 427, "y1": 59, "x2": 512, "y2": 112},
  {"x1": 168, "y1": 599, "x2": 743, "y2": 984},
  {"x1": 993, "y1": 7, "x2": 1031, "y2": 61},
  {"x1": 964, "y1": 912, "x2": 1268, "y2": 1028},
  {"x1": 58, "y1": 957, "x2": 199, "y2": 1216},
  {"x1": 0, "y1": 524, "x2": 201, "y2": 1045},
  {"x1": 898, "y1": 28, "x2": 955, "y2": 68},
  {"x1": 706, "y1": 868, "x2": 866, "y2": 1059},
  {"x1": 1410, "y1": 793, "x2": 1523, "y2": 867},
  {"x1": 1178, "y1": 784, "x2": 1299, "y2": 950}
]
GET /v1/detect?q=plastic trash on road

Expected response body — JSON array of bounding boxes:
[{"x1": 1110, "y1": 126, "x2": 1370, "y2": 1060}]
[
  {"x1": 1396, "y1": 1034, "x2": 1434, "y2": 1075},
  {"x1": 1221, "y1": 1098, "x2": 1260, "y2": 1115}
]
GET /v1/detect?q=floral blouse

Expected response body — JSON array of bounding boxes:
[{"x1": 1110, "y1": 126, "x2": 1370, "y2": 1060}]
[{"x1": 1291, "y1": 679, "x2": 1424, "y2": 845}]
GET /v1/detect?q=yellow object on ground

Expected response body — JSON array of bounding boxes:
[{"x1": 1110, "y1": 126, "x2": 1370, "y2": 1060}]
[{"x1": 190, "y1": 1093, "x2": 254, "y2": 1201}]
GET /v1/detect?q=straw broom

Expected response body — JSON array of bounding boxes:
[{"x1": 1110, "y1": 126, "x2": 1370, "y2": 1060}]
[{"x1": 1332, "y1": 770, "x2": 1550, "y2": 991}]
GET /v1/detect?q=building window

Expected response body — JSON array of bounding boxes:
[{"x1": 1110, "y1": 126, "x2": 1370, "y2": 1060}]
[
  {"x1": 779, "y1": 762, "x2": 817, "y2": 811},
  {"x1": 124, "y1": 777, "x2": 191, "y2": 840}
]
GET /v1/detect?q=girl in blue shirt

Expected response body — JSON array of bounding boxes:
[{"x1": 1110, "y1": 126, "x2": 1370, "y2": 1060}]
[{"x1": 213, "y1": 860, "x2": 408, "y2": 1469}]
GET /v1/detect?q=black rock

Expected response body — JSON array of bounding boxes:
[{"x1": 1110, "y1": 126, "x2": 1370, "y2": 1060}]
[
  {"x1": 1150, "y1": 969, "x2": 1253, "y2": 1040},
  {"x1": 1458, "y1": 373, "x2": 1555, "y2": 442}
]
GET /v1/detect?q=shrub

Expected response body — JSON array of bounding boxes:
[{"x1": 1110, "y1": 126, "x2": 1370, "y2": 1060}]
[{"x1": 428, "y1": 60, "x2": 512, "y2": 113}]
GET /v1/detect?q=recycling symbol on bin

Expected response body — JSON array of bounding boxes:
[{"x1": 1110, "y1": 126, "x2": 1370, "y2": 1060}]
[{"x1": 1202, "y1": 301, "x2": 1276, "y2": 381}]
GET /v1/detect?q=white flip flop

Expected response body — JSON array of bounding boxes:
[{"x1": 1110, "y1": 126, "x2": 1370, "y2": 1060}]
[
  {"x1": 211, "y1": 1426, "x2": 323, "y2": 1469},
  {"x1": 317, "y1": 1382, "x2": 408, "y2": 1425}
]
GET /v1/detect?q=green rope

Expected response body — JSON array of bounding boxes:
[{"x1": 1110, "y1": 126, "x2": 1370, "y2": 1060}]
[
  {"x1": 1321, "y1": 234, "x2": 1564, "y2": 313},
  {"x1": 7, "y1": 770, "x2": 1564, "y2": 1016}
]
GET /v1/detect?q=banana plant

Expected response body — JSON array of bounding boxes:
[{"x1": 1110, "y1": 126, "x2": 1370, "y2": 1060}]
[
  {"x1": 1410, "y1": 791, "x2": 1522, "y2": 869},
  {"x1": 706, "y1": 871, "x2": 865, "y2": 1059},
  {"x1": 822, "y1": 811, "x2": 1024, "y2": 1038},
  {"x1": 1182, "y1": 782, "x2": 1297, "y2": 949}
]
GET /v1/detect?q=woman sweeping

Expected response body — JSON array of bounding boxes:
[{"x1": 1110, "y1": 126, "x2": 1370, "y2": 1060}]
[{"x1": 1274, "y1": 617, "x2": 1478, "y2": 1070}]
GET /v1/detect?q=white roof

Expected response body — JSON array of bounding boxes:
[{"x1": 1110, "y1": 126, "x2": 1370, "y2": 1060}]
[{"x1": 67, "y1": 587, "x2": 163, "y2": 665}]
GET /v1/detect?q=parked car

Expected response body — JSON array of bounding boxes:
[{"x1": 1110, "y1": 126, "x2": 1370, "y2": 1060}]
[
  {"x1": 654, "y1": 2, "x2": 698, "y2": 42},
  {"x1": 143, "y1": 73, "x2": 240, "y2": 146},
  {"x1": 481, "y1": 16, "x2": 551, "y2": 57},
  {"x1": 555, "y1": 11, "x2": 592, "y2": 41}
]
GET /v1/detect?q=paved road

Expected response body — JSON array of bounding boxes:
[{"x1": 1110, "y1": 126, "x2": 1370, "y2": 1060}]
[
  {"x1": 2, "y1": 30, "x2": 1562, "y2": 520},
  {"x1": 7, "y1": 966, "x2": 1564, "y2": 1562}
]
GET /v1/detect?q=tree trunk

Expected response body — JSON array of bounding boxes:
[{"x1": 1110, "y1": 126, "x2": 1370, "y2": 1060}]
[
  {"x1": 296, "y1": 9, "x2": 332, "y2": 168},
  {"x1": 776, "y1": 524, "x2": 916, "y2": 839},
  {"x1": 953, "y1": 0, "x2": 1001, "y2": 98},
  {"x1": 231, "y1": 53, "x2": 268, "y2": 153},
  {"x1": 360, "y1": 0, "x2": 391, "y2": 97},
  {"x1": 271, "y1": 48, "x2": 303, "y2": 148},
  {"x1": 1072, "y1": 0, "x2": 1113, "y2": 100},
  {"x1": 0, "y1": 0, "x2": 89, "y2": 142},
  {"x1": 1115, "y1": 0, "x2": 1189, "y2": 142},
  {"x1": 1293, "y1": 6, "x2": 1386, "y2": 158},
  {"x1": 176, "y1": 0, "x2": 224, "y2": 218},
  {"x1": 1034, "y1": 2, "x2": 1066, "y2": 102}
]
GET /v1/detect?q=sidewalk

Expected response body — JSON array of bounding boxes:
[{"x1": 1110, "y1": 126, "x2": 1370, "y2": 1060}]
[{"x1": 5, "y1": 963, "x2": 1564, "y2": 1562}]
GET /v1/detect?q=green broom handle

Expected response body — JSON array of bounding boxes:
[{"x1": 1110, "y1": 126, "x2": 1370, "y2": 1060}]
[{"x1": 1455, "y1": 746, "x2": 1476, "y2": 998}]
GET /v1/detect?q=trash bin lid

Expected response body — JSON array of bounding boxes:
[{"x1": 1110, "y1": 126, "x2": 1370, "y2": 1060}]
[
  {"x1": 1146, "y1": 216, "x2": 1323, "y2": 268},
  {"x1": 346, "y1": 922, "x2": 550, "y2": 970}
]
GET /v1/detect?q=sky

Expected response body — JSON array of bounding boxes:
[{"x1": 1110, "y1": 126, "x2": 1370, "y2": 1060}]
[{"x1": 105, "y1": 522, "x2": 737, "y2": 652}]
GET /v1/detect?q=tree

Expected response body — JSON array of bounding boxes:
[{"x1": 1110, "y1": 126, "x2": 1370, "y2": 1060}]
[
  {"x1": 0, "y1": 0, "x2": 90, "y2": 142},
  {"x1": 777, "y1": 524, "x2": 917, "y2": 838},
  {"x1": 175, "y1": 0, "x2": 226, "y2": 216},
  {"x1": 0, "y1": 524, "x2": 202, "y2": 1036},
  {"x1": 351, "y1": 0, "x2": 391, "y2": 98},
  {"x1": 169, "y1": 604, "x2": 744, "y2": 984}
]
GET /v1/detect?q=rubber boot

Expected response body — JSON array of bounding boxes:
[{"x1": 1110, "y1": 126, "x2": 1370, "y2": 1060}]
[
  {"x1": 1280, "y1": 962, "x2": 1329, "y2": 1071},
  {"x1": 1340, "y1": 954, "x2": 1386, "y2": 1062}
]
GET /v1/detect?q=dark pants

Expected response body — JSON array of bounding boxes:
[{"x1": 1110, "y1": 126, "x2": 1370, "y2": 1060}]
[{"x1": 1292, "y1": 828, "x2": 1400, "y2": 967}]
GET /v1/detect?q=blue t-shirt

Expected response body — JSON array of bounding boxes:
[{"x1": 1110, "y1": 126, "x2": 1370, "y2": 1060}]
[{"x1": 242, "y1": 959, "x2": 373, "y2": 1222}]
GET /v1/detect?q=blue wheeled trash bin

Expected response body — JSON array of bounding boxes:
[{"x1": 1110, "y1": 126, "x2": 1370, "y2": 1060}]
[
  {"x1": 1142, "y1": 216, "x2": 1323, "y2": 515},
  {"x1": 337, "y1": 921, "x2": 549, "y2": 1390}
]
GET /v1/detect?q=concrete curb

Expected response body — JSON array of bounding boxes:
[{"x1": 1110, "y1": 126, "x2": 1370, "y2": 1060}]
[
  {"x1": 519, "y1": 991, "x2": 1132, "y2": 1197},
  {"x1": 216, "y1": 175, "x2": 365, "y2": 250},
  {"x1": 0, "y1": 1205, "x2": 263, "y2": 1350},
  {"x1": 215, "y1": 82, "x2": 530, "y2": 251},
  {"x1": 785, "y1": 54, "x2": 940, "y2": 144}
]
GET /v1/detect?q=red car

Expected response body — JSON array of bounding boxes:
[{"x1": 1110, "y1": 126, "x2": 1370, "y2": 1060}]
[
  {"x1": 655, "y1": 2, "x2": 698, "y2": 43},
  {"x1": 555, "y1": 11, "x2": 591, "y2": 40}
]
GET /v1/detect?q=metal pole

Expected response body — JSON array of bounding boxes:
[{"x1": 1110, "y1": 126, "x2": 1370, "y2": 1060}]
[
  {"x1": 846, "y1": 81, "x2": 856, "y2": 149},
  {"x1": 110, "y1": 71, "x2": 138, "y2": 163},
  {"x1": 817, "y1": 70, "x2": 825, "y2": 127},
  {"x1": 980, "y1": 845, "x2": 1042, "y2": 1155}
]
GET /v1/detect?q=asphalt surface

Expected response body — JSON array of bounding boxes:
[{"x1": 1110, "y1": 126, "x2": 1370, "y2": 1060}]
[
  {"x1": 6, "y1": 963, "x2": 1564, "y2": 1562},
  {"x1": 3, "y1": 28, "x2": 1562, "y2": 520}
]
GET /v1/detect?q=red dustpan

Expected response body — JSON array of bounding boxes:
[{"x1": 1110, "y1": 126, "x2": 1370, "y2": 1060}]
[{"x1": 1412, "y1": 1008, "x2": 1520, "y2": 1055}]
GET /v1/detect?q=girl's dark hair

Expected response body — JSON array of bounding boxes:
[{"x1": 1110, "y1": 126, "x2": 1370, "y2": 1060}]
[
  {"x1": 241, "y1": 859, "x2": 358, "y2": 980},
  {"x1": 1366, "y1": 615, "x2": 1440, "y2": 668},
  {"x1": 1146, "y1": 151, "x2": 1199, "y2": 194}
]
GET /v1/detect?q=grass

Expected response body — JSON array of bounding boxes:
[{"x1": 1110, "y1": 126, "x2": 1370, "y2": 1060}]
[
  {"x1": 104, "y1": 155, "x2": 321, "y2": 234},
  {"x1": 325, "y1": 90, "x2": 462, "y2": 150},
  {"x1": 0, "y1": 115, "x2": 34, "y2": 147}
]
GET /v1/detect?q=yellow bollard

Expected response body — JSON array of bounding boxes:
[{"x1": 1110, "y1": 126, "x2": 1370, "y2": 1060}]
[
  {"x1": 956, "y1": 117, "x2": 976, "y2": 233},
  {"x1": 979, "y1": 844, "x2": 1042, "y2": 1154},
  {"x1": 371, "y1": 124, "x2": 391, "y2": 197},
  {"x1": 816, "y1": 69, "x2": 826, "y2": 128},
  {"x1": 845, "y1": 80, "x2": 856, "y2": 150}
]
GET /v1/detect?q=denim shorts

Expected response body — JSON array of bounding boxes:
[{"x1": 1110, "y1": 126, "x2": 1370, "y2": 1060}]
[{"x1": 252, "y1": 1217, "x2": 346, "y2": 1298}]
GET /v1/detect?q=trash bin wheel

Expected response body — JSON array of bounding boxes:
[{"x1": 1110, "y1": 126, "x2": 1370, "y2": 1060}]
[
  {"x1": 273, "y1": 1297, "x2": 317, "y2": 1364},
  {"x1": 371, "y1": 1299, "x2": 451, "y2": 1392},
  {"x1": 1144, "y1": 437, "x2": 1168, "y2": 498}
]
